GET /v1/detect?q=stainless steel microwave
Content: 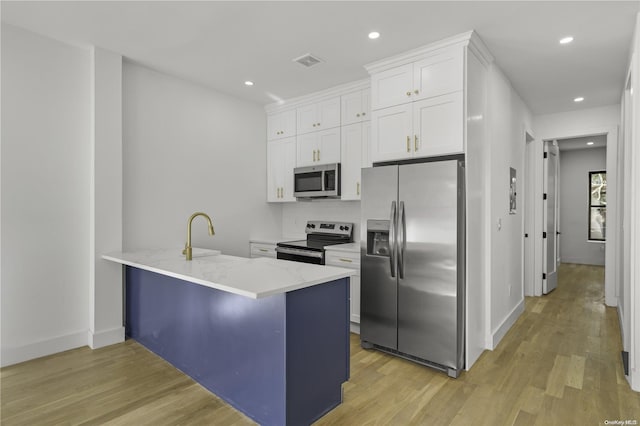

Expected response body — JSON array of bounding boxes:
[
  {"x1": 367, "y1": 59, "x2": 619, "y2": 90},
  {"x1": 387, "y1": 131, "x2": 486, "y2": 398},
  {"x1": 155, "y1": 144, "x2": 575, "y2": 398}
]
[{"x1": 293, "y1": 163, "x2": 341, "y2": 199}]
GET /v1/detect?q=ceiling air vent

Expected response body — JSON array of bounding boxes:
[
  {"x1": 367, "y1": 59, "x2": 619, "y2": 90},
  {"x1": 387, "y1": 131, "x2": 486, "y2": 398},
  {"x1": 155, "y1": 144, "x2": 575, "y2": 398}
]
[{"x1": 293, "y1": 53, "x2": 323, "y2": 68}]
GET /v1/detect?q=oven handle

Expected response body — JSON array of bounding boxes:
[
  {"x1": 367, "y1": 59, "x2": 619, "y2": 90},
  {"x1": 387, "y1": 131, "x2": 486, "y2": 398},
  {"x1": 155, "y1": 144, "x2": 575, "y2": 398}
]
[{"x1": 275, "y1": 247, "x2": 324, "y2": 259}]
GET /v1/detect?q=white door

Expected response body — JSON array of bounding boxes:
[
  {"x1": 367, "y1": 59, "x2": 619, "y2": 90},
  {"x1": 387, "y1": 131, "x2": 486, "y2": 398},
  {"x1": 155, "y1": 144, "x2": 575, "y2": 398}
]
[
  {"x1": 341, "y1": 123, "x2": 363, "y2": 200},
  {"x1": 317, "y1": 97, "x2": 341, "y2": 130},
  {"x1": 412, "y1": 46, "x2": 464, "y2": 101},
  {"x1": 316, "y1": 127, "x2": 341, "y2": 164},
  {"x1": 543, "y1": 141, "x2": 559, "y2": 294},
  {"x1": 296, "y1": 133, "x2": 318, "y2": 167},
  {"x1": 370, "y1": 63, "x2": 413, "y2": 110}
]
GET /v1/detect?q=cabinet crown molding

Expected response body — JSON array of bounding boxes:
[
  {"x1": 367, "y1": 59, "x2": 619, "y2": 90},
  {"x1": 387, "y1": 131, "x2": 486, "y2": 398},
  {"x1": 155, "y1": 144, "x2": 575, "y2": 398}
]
[
  {"x1": 365, "y1": 30, "x2": 494, "y2": 74},
  {"x1": 265, "y1": 78, "x2": 370, "y2": 115}
]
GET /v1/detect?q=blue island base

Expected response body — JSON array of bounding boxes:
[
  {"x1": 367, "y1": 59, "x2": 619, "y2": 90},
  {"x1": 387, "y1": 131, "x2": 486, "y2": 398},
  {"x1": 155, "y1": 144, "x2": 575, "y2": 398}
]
[{"x1": 125, "y1": 267, "x2": 350, "y2": 426}]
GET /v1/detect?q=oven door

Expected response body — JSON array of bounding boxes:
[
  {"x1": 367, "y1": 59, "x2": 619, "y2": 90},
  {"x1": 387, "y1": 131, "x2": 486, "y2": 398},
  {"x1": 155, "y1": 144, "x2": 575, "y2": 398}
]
[{"x1": 275, "y1": 247, "x2": 324, "y2": 265}]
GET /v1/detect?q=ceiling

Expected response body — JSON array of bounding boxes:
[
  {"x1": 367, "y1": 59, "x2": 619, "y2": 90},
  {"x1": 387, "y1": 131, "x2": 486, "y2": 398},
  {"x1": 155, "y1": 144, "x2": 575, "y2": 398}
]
[
  {"x1": 556, "y1": 134, "x2": 607, "y2": 151},
  {"x1": 2, "y1": 1, "x2": 638, "y2": 114}
]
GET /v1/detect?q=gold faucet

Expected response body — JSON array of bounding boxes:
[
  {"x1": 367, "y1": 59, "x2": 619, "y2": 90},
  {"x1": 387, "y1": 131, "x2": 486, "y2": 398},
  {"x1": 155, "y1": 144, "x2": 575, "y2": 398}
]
[{"x1": 183, "y1": 212, "x2": 215, "y2": 260}]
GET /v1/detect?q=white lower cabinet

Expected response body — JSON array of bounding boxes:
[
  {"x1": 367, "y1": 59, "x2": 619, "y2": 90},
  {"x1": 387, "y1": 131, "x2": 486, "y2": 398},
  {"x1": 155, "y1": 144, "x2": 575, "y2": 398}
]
[
  {"x1": 250, "y1": 242, "x2": 277, "y2": 258},
  {"x1": 340, "y1": 121, "x2": 370, "y2": 200},
  {"x1": 325, "y1": 250, "x2": 360, "y2": 327},
  {"x1": 267, "y1": 137, "x2": 296, "y2": 202}
]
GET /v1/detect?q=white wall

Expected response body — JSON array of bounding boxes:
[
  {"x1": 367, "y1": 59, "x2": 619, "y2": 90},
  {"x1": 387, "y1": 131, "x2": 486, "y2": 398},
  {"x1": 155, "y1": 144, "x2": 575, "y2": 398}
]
[
  {"x1": 558, "y1": 147, "x2": 607, "y2": 265},
  {"x1": 282, "y1": 201, "x2": 361, "y2": 240},
  {"x1": 487, "y1": 64, "x2": 533, "y2": 348},
  {"x1": 122, "y1": 62, "x2": 281, "y2": 256},
  {"x1": 620, "y1": 11, "x2": 640, "y2": 392},
  {"x1": 1, "y1": 24, "x2": 91, "y2": 366}
]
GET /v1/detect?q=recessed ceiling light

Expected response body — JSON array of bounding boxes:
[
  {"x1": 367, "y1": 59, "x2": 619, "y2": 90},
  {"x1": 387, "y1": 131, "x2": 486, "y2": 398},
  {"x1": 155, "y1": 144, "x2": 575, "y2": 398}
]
[
  {"x1": 559, "y1": 36, "x2": 574, "y2": 44},
  {"x1": 574, "y1": 97, "x2": 584, "y2": 102},
  {"x1": 586, "y1": 141, "x2": 594, "y2": 146},
  {"x1": 244, "y1": 81, "x2": 254, "y2": 86},
  {"x1": 368, "y1": 31, "x2": 380, "y2": 40}
]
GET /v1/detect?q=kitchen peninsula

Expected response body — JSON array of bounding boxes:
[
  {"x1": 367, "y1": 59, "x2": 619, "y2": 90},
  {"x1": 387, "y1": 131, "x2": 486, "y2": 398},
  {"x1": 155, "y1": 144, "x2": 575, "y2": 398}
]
[{"x1": 103, "y1": 248, "x2": 354, "y2": 426}]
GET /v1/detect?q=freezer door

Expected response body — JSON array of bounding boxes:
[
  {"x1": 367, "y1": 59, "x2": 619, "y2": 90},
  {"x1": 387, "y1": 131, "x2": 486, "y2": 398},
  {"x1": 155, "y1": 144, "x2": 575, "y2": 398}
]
[
  {"x1": 397, "y1": 160, "x2": 461, "y2": 369},
  {"x1": 360, "y1": 165, "x2": 399, "y2": 349}
]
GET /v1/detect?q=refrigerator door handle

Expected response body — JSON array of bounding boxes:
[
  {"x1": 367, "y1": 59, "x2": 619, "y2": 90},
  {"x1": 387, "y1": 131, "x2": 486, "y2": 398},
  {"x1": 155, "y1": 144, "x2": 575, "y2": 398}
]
[
  {"x1": 389, "y1": 201, "x2": 397, "y2": 278},
  {"x1": 398, "y1": 201, "x2": 406, "y2": 278}
]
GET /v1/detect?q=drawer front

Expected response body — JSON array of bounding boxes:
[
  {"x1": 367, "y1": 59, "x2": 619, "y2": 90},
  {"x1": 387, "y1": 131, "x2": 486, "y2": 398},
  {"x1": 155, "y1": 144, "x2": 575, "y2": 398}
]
[
  {"x1": 250, "y1": 243, "x2": 277, "y2": 258},
  {"x1": 325, "y1": 251, "x2": 360, "y2": 269}
]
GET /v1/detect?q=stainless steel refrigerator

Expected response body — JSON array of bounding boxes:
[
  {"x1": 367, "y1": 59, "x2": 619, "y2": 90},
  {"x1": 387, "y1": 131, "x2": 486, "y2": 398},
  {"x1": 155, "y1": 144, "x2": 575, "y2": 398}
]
[{"x1": 360, "y1": 158, "x2": 465, "y2": 378}]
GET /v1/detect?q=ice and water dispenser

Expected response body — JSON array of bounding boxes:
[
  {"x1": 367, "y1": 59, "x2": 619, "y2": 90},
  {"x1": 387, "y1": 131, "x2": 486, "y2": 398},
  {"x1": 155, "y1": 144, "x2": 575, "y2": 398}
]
[{"x1": 366, "y1": 220, "x2": 391, "y2": 257}]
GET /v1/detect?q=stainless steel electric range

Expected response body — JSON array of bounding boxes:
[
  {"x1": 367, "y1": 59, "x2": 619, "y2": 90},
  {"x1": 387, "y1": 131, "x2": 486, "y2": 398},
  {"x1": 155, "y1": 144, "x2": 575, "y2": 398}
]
[{"x1": 276, "y1": 221, "x2": 353, "y2": 265}]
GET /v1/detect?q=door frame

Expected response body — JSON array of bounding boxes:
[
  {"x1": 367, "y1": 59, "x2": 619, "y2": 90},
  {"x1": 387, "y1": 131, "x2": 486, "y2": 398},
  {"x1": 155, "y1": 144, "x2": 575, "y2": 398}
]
[
  {"x1": 534, "y1": 126, "x2": 618, "y2": 306},
  {"x1": 523, "y1": 130, "x2": 537, "y2": 296}
]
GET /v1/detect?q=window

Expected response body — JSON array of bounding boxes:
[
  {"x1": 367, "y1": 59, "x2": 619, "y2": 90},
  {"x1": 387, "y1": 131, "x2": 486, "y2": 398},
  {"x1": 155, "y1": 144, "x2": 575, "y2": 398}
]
[{"x1": 589, "y1": 171, "x2": 606, "y2": 241}]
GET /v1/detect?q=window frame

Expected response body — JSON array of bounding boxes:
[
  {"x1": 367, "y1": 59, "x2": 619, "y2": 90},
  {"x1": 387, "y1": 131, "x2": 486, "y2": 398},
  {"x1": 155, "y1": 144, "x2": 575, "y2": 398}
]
[{"x1": 588, "y1": 170, "x2": 606, "y2": 242}]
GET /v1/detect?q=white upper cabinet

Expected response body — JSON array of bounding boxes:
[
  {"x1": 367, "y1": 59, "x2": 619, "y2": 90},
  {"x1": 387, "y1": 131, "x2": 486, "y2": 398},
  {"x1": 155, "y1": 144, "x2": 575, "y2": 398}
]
[
  {"x1": 267, "y1": 109, "x2": 296, "y2": 140},
  {"x1": 296, "y1": 127, "x2": 341, "y2": 167},
  {"x1": 341, "y1": 121, "x2": 370, "y2": 200},
  {"x1": 371, "y1": 64, "x2": 413, "y2": 111},
  {"x1": 297, "y1": 97, "x2": 341, "y2": 134},
  {"x1": 341, "y1": 89, "x2": 371, "y2": 126},
  {"x1": 412, "y1": 47, "x2": 464, "y2": 101},
  {"x1": 370, "y1": 103, "x2": 413, "y2": 163},
  {"x1": 267, "y1": 137, "x2": 296, "y2": 202},
  {"x1": 413, "y1": 92, "x2": 463, "y2": 157},
  {"x1": 371, "y1": 46, "x2": 464, "y2": 111},
  {"x1": 370, "y1": 92, "x2": 463, "y2": 163}
]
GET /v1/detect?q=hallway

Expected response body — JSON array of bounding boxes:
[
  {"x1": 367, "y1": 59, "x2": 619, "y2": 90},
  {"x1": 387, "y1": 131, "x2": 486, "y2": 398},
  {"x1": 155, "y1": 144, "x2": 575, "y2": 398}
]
[{"x1": 1, "y1": 264, "x2": 639, "y2": 425}]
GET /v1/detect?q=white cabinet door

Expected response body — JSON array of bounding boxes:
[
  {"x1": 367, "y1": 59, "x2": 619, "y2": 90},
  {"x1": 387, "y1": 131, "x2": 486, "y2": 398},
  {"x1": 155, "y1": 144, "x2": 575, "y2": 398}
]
[
  {"x1": 296, "y1": 104, "x2": 317, "y2": 135},
  {"x1": 296, "y1": 133, "x2": 318, "y2": 167},
  {"x1": 325, "y1": 251, "x2": 361, "y2": 324},
  {"x1": 297, "y1": 97, "x2": 340, "y2": 134},
  {"x1": 318, "y1": 97, "x2": 341, "y2": 130},
  {"x1": 297, "y1": 128, "x2": 340, "y2": 167},
  {"x1": 267, "y1": 109, "x2": 296, "y2": 140},
  {"x1": 267, "y1": 137, "x2": 296, "y2": 202},
  {"x1": 362, "y1": 120, "x2": 372, "y2": 168},
  {"x1": 317, "y1": 127, "x2": 341, "y2": 164},
  {"x1": 341, "y1": 90, "x2": 370, "y2": 126},
  {"x1": 412, "y1": 47, "x2": 464, "y2": 101},
  {"x1": 370, "y1": 103, "x2": 413, "y2": 163},
  {"x1": 371, "y1": 63, "x2": 413, "y2": 110},
  {"x1": 281, "y1": 137, "x2": 297, "y2": 201},
  {"x1": 413, "y1": 92, "x2": 464, "y2": 157},
  {"x1": 341, "y1": 123, "x2": 363, "y2": 200}
]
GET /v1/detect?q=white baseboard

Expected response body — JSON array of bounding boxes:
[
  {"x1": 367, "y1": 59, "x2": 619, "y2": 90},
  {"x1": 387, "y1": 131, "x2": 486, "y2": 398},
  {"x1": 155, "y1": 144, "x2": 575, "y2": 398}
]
[
  {"x1": 88, "y1": 326, "x2": 125, "y2": 349},
  {"x1": 491, "y1": 299, "x2": 525, "y2": 349},
  {"x1": 350, "y1": 322, "x2": 360, "y2": 335},
  {"x1": 0, "y1": 330, "x2": 87, "y2": 368}
]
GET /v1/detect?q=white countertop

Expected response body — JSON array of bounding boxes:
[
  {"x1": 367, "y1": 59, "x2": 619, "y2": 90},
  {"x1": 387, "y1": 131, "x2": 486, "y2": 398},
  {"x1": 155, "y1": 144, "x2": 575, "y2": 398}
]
[
  {"x1": 325, "y1": 242, "x2": 360, "y2": 253},
  {"x1": 102, "y1": 248, "x2": 355, "y2": 299}
]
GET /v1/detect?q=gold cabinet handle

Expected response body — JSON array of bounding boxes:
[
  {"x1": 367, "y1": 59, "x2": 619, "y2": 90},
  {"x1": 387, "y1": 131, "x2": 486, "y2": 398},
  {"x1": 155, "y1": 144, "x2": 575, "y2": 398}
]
[
  {"x1": 415, "y1": 135, "x2": 419, "y2": 151},
  {"x1": 317, "y1": 122, "x2": 321, "y2": 126},
  {"x1": 313, "y1": 150, "x2": 317, "y2": 162},
  {"x1": 317, "y1": 149, "x2": 320, "y2": 161},
  {"x1": 356, "y1": 113, "x2": 361, "y2": 117},
  {"x1": 339, "y1": 258, "x2": 353, "y2": 263},
  {"x1": 259, "y1": 248, "x2": 268, "y2": 252},
  {"x1": 414, "y1": 89, "x2": 419, "y2": 95},
  {"x1": 362, "y1": 112, "x2": 366, "y2": 116},
  {"x1": 312, "y1": 124, "x2": 316, "y2": 127},
  {"x1": 357, "y1": 182, "x2": 360, "y2": 195},
  {"x1": 407, "y1": 136, "x2": 411, "y2": 152},
  {"x1": 406, "y1": 91, "x2": 411, "y2": 97}
]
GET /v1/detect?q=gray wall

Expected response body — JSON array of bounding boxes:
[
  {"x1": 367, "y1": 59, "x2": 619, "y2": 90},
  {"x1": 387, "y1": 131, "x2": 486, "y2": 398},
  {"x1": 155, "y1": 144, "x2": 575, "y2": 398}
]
[{"x1": 559, "y1": 147, "x2": 606, "y2": 265}]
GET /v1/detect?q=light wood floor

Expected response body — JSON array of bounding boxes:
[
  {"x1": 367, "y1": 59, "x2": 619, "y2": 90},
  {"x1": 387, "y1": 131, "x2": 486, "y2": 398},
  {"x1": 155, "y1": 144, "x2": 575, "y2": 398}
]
[{"x1": 2, "y1": 263, "x2": 639, "y2": 425}]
